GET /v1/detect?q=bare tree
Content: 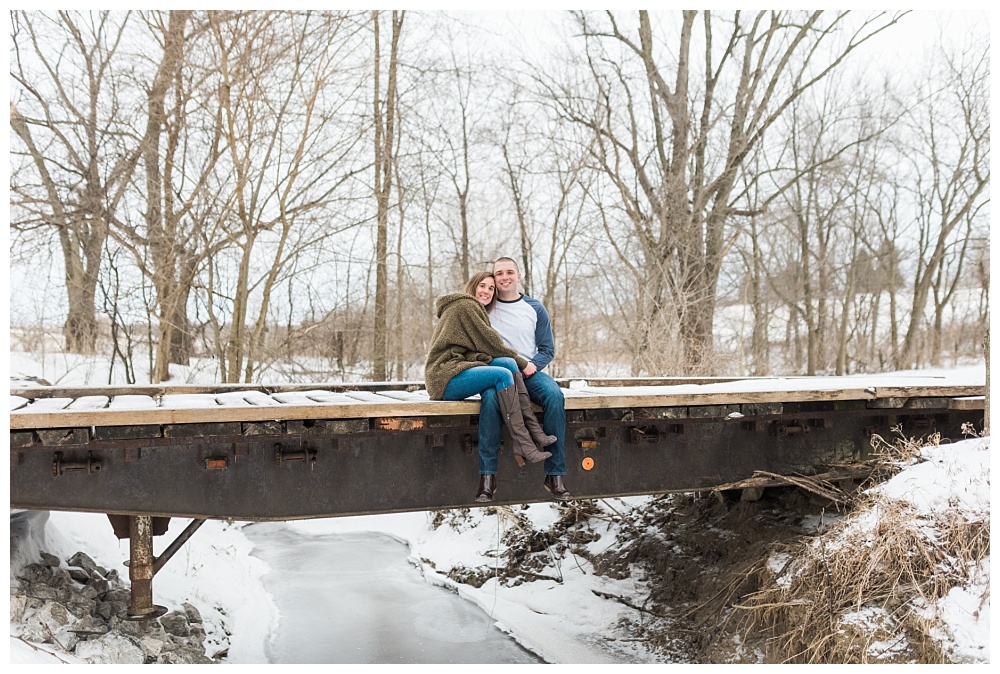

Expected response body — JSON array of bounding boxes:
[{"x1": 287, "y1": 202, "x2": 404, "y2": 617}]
[
  {"x1": 540, "y1": 10, "x2": 902, "y2": 373},
  {"x1": 897, "y1": 38, "x2": 989, "y2": 368},
  {"x1": 10, "y1": 11, "x2": 141, "y2": 354},
  {"x1": 142, "y1": 10, "x2": 194, "y2": 379},
  {"x1": 204, "y1": 10, "x2": 369, "y2": 383}
]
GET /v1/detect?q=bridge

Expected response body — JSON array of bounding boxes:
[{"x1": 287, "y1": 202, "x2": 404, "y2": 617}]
[{"x1": 9, "y1": 371, "x2": 985, "y2": 619}]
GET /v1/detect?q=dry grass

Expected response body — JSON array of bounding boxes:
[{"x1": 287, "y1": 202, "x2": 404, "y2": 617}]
[{"x1": 730, "y1": 432, "x2": 989, "y2": 663}]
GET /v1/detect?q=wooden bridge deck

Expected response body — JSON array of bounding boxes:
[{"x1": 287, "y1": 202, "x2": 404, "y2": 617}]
[
  {"x1": 9, "y1": 372, "x2": 984, "y2": 430},
  {"x1": 9, "y1": 370, "x2": 985, "y2": 522}
]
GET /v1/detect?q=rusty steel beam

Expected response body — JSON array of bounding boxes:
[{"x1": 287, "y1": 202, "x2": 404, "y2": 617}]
[{"x1": 9, "y1": 402, "x2": 982, "y2": 521}]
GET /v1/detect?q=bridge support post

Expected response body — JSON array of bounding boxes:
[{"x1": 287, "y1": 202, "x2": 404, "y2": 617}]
[{"x1": 124, "y1": 515, "x2": 168, "y2": 621}]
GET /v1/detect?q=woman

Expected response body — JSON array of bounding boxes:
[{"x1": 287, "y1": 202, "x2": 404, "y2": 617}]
[{"x1": 425, "y1": 272, "x2": 556, "y2": 502}]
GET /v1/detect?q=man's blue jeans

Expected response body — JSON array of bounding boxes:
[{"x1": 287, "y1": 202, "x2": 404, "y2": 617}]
[
  {"x1": 442, "y1": 359, "x2": 517, "y2": 474},
  {"x1": 522, "y1": 370, "x2": 567, "y2": 476}
]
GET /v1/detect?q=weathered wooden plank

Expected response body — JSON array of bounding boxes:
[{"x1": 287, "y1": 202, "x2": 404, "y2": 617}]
[
  {"x1": 868, "y1": 397, "x2": 908, "y2": 409},
  {"x1": 340, "y1": 391, "x2": 405, "y2": 403},
  {"x1": 631, "y1": 406, "x2": 689, "y2": 420},
  {"x1": 560, "y1": 389, "x2": 604, "y2": 398},
  {"x1": 584, "y1": 408, "x2": 627, "y2": 422},
  {"x1": 832, "y1": 400, "x2": 868, "y2": 412},
  {"x1": 326, "y1": 419, "x2": 370, "y2": 434},
  {"x1": 305, "y1": 391, "x2": 372, "y2": 404},
  {"x1": 20, "y1": 398, "x2": 74, "y2": 413},
  {"x1": 37, "y1": 427, "x2": 90, "y2": 446},
  {"x1": 689, "y1": 404, "x2": 741, "y2": 419},
  {"x1": 164, "y1": 422, "x2": 242, "y2": 438},
  {"x1": 740, "y1": 402, "x2": 783, "y2": 416},
  {"x1": 285, "y1": 419, "x2": 328, "y2": 434},
  {"x1": 874, "y1": 385, "x2": 983, "y2": 399},
  {"x1": 271, "y1": 391, "x2": 365, "y2": 405},
  {"x1": 108, "y1": 395, "x2": 158, "y2": 410},
  {"x1": 93, "y1": 425, "x2": 163, "y2": 441},
  {"x1": 904, "y1": 397, "x2": 953, "y2": 409},
  {"x1": 950, "y1": 396, "x2": 985, "y2": 410},
  {"x1": 242, "y1": 391, "x2": 284, "y2": 406},
  {"x1": 427, "y1": 415, "x2": 472, "y2": 428},
  {"x1": 375, "y1": 390, "x2": 431, "y2": 402},
  {"x1": 67, "y1": 395, "x2": 111, "y2": 411},
  {"x1": 214, "y1": 391, "x2": 254, "y2": 406},
  {"x1": 10, "y1": 431, "x2": 35, "y2": 448},
  {"x1": 242, "y1": 421, "x2": 284, "y2": 436},
  {"x1": 285, "y1": 419, "x2": 369, "y2": 434},
  {"x1": 160, "y1": 394, "x2": 220, "y2": 409}
]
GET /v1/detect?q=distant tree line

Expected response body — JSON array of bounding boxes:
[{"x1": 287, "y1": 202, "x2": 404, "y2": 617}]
[{"x1": 9, "y1": 10, "x2": 989, "y2": 383}]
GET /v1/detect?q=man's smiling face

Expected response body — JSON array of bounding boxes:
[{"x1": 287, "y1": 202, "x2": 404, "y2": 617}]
[{"x1": 492, "y1": 259, "x2": 521, "y2": 298}]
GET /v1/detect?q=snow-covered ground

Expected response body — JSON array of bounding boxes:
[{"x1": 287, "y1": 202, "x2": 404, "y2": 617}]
[
  {"x1": 7, "y1": 349, "x2": 991, "y2": 663},
  {"x1": 10, "y1": 502, "x2": 653, "y2": 664}
]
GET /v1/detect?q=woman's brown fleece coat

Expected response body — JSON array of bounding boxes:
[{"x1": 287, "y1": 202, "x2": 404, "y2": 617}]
[{"x1": 424, "y1": 293, "x2": 529, "y2": 400}]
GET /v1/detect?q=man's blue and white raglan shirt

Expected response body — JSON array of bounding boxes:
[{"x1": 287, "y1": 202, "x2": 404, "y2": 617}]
[{"x1": 489, "y1": 294, "x2": 555, "y2": 371}]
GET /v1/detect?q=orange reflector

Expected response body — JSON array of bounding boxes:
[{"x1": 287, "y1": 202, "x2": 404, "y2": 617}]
[
  {"x1": 582, "y1": 457, "x2": 595, "y2": 471},
  {"x1": 579, "y1": 439, "x2": 598, "y2": 449},
  {"x1": 205, "y1": 458, "x2": 228, "y2": 470}
]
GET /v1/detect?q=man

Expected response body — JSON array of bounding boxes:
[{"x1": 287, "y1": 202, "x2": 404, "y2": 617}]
[{"x1": 489, "y1": 256, "x2": 571, "y2": 500}]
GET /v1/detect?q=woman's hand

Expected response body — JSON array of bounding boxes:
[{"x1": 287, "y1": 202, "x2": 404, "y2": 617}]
[{"x1": 522, "y1": 362, "x2": 537, "y2": 378}]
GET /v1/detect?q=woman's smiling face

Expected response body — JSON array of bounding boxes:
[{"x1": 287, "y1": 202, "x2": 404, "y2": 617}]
[{"x1": 474, "y1": 277, "x2": 495, "y2": 306}]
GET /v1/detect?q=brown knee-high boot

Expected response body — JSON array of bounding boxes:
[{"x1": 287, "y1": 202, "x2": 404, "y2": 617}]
[
  {"x1": 497, "y1": 384, "x2": 552, "y2": 467},
  {"x1": 514, "y1": 372, "x2": 556, "y2": 448}
]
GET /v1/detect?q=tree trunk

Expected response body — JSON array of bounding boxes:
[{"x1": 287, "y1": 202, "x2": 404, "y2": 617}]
[
  {"x1": 144, "y1": 10, "x2": 191, "y2": 383},
  {"x1": 371, "y1": 10, "x2": 403, "y2": 382}
]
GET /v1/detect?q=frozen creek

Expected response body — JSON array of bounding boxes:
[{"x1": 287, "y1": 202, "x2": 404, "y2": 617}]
[{"x1": 242, "y1": 522, "x2": 543, "y2": 664}]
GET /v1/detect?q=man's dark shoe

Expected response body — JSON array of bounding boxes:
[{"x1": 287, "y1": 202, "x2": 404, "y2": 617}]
[
  {"x1": 543, "y1": 475, "x2": 571, "y2": 501},
  {"x1": 476, "y1": 474, "x2": 497, "y2": 502}
]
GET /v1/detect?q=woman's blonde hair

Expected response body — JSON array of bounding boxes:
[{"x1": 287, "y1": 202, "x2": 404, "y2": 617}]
[{"x1": 464, "y1": 271, "x2": 497, "y2": 312}]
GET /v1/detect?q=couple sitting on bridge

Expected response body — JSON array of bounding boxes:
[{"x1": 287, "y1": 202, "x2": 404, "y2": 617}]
[{"x1": 424, "y1": 257, "x2": 571, "y2": 503}]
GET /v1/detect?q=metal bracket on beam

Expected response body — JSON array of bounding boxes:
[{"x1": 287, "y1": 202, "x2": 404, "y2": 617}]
[
  {"x1": 774, "y1": 421, "x2": 811, "y2": 437},
  {"x1": 628, "y1": 426, "x2": 661, "y2": 444},
  {"x1": 51, "y1": 451, "x2": 102, "y2": 477},
  {"x1": 274, "y1": 442, "x2": 317, "y2": 467}
]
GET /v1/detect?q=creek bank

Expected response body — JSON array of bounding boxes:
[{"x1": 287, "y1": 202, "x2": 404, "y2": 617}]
[{"x1": 10, "y1": 549, "x2": 219, "y2": 664}]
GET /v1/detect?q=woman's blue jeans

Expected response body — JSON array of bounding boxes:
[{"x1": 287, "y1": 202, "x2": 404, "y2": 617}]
[{"x1": 442, "y1": 358, "x2": 519, "y2": 474}]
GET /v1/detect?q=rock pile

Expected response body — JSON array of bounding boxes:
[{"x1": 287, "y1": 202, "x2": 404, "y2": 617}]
[{"x1": 11, "y1": 550, "x2": 218, "y2": 664}]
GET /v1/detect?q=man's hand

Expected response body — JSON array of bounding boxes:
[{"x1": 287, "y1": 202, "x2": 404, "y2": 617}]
[{"x1": 522, "y1": 362, "x2": 537, "y2": 378}]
